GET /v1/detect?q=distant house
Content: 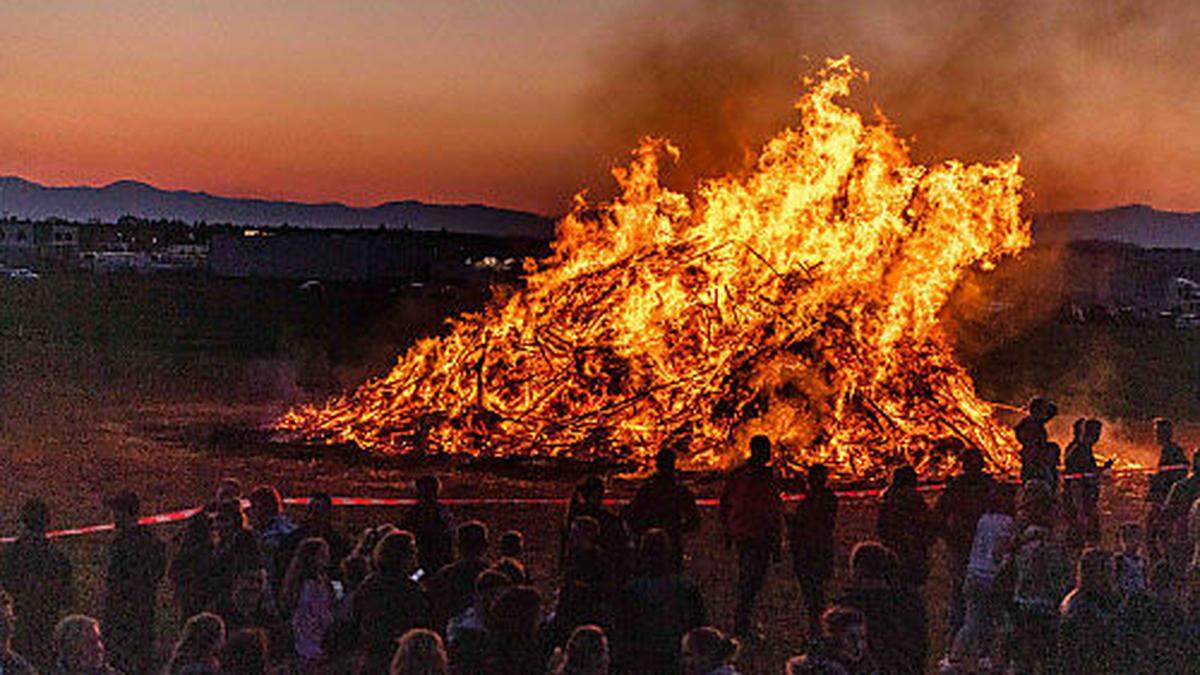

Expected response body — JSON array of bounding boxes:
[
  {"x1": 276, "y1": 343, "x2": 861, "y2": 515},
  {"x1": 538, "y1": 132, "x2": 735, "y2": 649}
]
[{"x1": 0, "y1": 221, "x2": 78, "y2": 266}]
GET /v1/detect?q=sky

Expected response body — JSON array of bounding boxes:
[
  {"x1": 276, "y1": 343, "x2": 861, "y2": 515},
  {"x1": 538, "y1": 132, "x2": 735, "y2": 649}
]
[{"x1": 1, "y1": 0, "x2": 1198, "y2": 216}]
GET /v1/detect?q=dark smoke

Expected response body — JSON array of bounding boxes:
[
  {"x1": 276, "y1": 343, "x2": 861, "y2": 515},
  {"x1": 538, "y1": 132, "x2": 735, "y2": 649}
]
[{"x1": 582, "y1": 0, "x2": 1200, "y2": 211}]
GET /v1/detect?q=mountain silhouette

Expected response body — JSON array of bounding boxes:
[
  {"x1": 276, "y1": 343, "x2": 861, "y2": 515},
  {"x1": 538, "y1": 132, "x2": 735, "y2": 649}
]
[
  {"x1": 3, "y1": 176, "x2": 1199, "y2": 249},
  {"x1": 1033, "y1": 204, "x2": 1200, "y2": 249},
  {"x1": 0, "y1": 176, "x2": 554, "y2": 239}
]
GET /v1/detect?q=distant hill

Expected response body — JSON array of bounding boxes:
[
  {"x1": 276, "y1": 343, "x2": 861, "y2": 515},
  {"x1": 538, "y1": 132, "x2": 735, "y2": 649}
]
[
  {"x1": 1033, "y1": 204, "x2": 1200, "y2": 249},
  {"x1": 0, "y1": 176, "x2": 554, "y2": 239}
]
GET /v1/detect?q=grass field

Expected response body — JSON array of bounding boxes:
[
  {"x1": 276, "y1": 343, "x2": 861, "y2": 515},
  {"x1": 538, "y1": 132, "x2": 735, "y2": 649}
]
[{"x1": 0, "y1": 271, "x2": 1189, "y2": 672}]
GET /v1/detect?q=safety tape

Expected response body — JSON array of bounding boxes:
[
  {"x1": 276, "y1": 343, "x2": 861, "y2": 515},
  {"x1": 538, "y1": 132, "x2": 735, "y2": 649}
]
[{"x1": 1, "y1": 463, "x2": 1189, "y2": 544}]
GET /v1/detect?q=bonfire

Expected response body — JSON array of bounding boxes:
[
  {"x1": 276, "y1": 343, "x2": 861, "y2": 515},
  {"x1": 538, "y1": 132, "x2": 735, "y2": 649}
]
[{"x1": 277, "y1": 57, "x2": 1029, "y2": 479}]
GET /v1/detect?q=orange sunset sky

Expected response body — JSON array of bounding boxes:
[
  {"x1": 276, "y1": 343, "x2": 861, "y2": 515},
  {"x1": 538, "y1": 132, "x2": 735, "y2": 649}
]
[{"x1": 2, "y1": 1, "x2": 1198, "y2": 215}]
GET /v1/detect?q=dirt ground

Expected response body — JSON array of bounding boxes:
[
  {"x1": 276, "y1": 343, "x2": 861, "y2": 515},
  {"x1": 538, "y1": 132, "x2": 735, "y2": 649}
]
[{"x1": 0, "y1": 273, "x2": 1177, "y2": 673}]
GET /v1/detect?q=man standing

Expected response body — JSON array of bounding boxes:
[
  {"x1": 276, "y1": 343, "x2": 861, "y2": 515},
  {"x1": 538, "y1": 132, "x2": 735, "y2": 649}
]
[
  {"x1": 624, "y1": 448, "x2": 700, "y2": 570},
  {"x1": 1016, "y1": 397, "x2": 1059, "y2": 488},
  {"x1": 789, "y1": 463, "x2": 838, "y2": 635},
  {"x1": 0, "y1": 498, "x2": 74, "y2": 671},
  {"x1": 934, "y1": 446, "x2": 995, "y2": 637},
  {"x1": 720, "y1": 434, "x2": 783, "y2": 640},
  {"x1": 1148, "y1": 419, "x2": 1189, "y2": 558},
  {"x1": 102, "y1": 490, "x2": 166, "y2": 675}
]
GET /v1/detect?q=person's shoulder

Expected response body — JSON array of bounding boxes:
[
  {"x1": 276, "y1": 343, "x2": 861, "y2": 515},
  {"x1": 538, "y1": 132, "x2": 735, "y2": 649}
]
[{"x1": 0, "y1": 650, "x2": 36, "y2": 675}]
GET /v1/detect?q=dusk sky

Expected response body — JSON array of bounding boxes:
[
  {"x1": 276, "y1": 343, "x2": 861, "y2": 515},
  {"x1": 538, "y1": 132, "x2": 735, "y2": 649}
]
[{"x1": 2, "y1": 0, "x2": 1198, "y2": 216}]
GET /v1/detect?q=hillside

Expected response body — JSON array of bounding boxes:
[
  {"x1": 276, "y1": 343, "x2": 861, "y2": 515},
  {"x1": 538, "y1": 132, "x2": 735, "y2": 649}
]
[{"x1": 0, "y1": 176, "x2": 554, "y2": 239}]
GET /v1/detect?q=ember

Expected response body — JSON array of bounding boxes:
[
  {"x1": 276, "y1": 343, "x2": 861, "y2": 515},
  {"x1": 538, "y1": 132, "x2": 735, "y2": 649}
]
[{"x1": 277, "y1": 57, "x2": 1029, "y2": 479}]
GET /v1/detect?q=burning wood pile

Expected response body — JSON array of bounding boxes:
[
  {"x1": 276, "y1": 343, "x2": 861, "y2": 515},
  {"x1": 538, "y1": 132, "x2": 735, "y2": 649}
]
[{"x1": 277, "y1": 57, "x2": 1029, "y2": 479}]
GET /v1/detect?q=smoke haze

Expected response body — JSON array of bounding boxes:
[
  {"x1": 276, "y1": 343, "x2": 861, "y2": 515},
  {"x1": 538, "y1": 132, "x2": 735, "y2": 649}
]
[{"x1": 583, "y1": 0, "x2": 1200, "y2": 212}]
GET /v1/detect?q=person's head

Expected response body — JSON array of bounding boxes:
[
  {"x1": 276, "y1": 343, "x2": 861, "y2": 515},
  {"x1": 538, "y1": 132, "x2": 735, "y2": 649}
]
[
  {"x1": 557, "y1": 624, "x2": 609, "y2": 675},
  {"x1": 220, "y1": 628, "x2": 268, "y2": 675},
  {"x1": 655, "y1": 448, "x2": 678, "y2": 477},
  {"x1": 305, "y1": 492, "x2": 333, "y2": 526},
  {"x1": 0, "y1": 588, "x2": 14, "y2": 647},
  {"x1": 960, "y1": 447, "x2": 985, "y2": 475},
  {"x1": 374, "y1": 531, "x2": 418, "y2": 579},
  {"x1": 849, "y1": 541, "x2": 898, "y2": 585},
  {"x1": 1118, "y1": 522, "x2": 1143, "y2": 555},
  {"x1": 282, "y1": 538, "x2": 329, "y2": 614},
  {"x1": 681, "y1": 627, "x2": 739, "y2": 675},
  {"x1": 171, "y1": 612, "x2": 226, "y2": 668},
  {"x1": 749, "y1": 435, "x2": 771, "y2": 467},
  {"x1": 341, "y1": 554, "x2": 370, "y2": 591},
  {"x1": 246, "y1": 485, "x2": 283, "y2": 528},
  {"x1": 1029, "y1": 397, "x2": 1057, "y2": 422},
  {"x1": 216, "y1": 477, "x2": 242, "y2": 503},
  {"x1": 214, "y1": 499, "x2": 247, "y2": 541},
  {"x1": 1148, "y1": 559, "x2": 1178, "y2": 598},
  {"x1": 889, "y1": 464, "x2": 917, "y2": 490},
  {"x1": 20, "y1": 498, "x2": 49, "y2": 535},
  {"x1": 637, "y1": 528, "x2": 673, "y2": 577},
  {"x1": 474, "y1": 570, "x2": 512, "y2": 612},
  {"x1": 489, "y1": 586, "x2": 542, "y2": 641},
  {"x1": 104, "y1": 490, "x2": 140, "y2": 528},
  {"x1": 456, "y1": 521, "x2": 489, "y2": 560},
  {"x1": 988, "y1": 482, "x2": 1016, "y2": 517},
  {"x1": 389, "y1": 628, "x2": 448, "y2": 675},
  {"x1": 232, "y1": 567, "x2": 268, "y2": 609},
  {"x1": 1155, "y1": 418, "x2": 1174, "y2": 445},
  {"x1": 806, "y1": 463, "x2": 830, "y2": 490},
  {"x1": 1084, "y1": 419, "x2": 1103, "y2": 445},
  {"x1": 499, "y1": 530, "x2": 524, "y2": 559},
  {"x1": 54, "y1": 615, "x2": 106, "y2": 671},
  {"x1": 415, "y1": 475, "x2": 441, "y2": 503},
  {"x1": 576, "y1": 476, "x2": 605, "y2": 509},
  {"x1": 821, "y1": 605, "x2": 869, "y2": 664},
  {"x1": 1071, "y1": 417, "x2": 1086, "y2": 441},
  {"x1": 1076, "y1": 548, "x2": 1114, "y2": 596},
  {"x1": 492, "y1": 557, "x2": 528, "y2": 585}
]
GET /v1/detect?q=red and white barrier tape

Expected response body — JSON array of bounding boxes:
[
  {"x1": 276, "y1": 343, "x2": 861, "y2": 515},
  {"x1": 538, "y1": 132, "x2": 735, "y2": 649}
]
[{"x1": 1, "y1": 463, "x2": 1189, "y2": 544}]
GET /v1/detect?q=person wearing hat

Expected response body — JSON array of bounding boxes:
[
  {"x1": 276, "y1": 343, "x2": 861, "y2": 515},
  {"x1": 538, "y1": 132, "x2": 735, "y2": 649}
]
[{"x1": 101, "y1": 490, "x2": 166, "y2": 675}]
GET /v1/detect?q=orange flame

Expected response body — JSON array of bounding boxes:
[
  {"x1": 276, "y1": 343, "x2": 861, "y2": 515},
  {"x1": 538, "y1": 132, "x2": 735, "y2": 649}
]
[{"x1": 277, "y1": 57, "x2": 1028, "y2": 479}]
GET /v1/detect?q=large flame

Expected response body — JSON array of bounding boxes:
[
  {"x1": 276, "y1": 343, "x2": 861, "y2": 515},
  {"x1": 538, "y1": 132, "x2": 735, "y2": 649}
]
[{"x1": 277, "y1": 57, "x2": 1029, "y2": 479}]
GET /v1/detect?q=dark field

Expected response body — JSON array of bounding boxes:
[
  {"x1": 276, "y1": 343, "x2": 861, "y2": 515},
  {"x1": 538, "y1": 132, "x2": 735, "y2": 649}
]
[{"x1": 0, "y1": 271, "x2": 1194, "y2": 672}]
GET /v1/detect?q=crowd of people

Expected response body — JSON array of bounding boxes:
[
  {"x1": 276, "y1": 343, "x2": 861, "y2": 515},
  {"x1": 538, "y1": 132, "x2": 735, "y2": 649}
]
[{"x1": 1, "y1": 402, "x2": 1199, "y2": 674}]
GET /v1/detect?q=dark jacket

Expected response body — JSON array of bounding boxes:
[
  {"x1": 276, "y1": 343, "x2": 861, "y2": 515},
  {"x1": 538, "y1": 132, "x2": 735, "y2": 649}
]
[
  {"x1": 560, "y1": 503, "x2": 630, "y2": 586},
  {"x1": 1, "y1": 534, "x2": 75, "y2": 671},
  {"x1": 613, "y1": 575, "x2": 706, "y2": 675},
  {"x1": 1117, "y1": 591, "x2": 1189, "y2": 674},
  {"x1": 103, "y1": 524, "x2": 166, "y2": 674},
  {"x1": 352, "y1": 572, "x2": 433, "y2": 674},
  {"x1": 0, "y1": 650, "x2": 37, "y2": 675},
  {"x1": 399, "y1": 502, "x2": 454, "y2": 577},
  {"x1": 934, "y1": 470, "x2": 994, "y2": 564},
  {"x1": 426, "y1": 558, "x2": 489, "y2": 627},
  {"x1": 789, "y1": 485, "x2": 838, "y2": 579},
  {"x1": 275, "y1": 521, "x2": 351, "y2": 583},
  {"x1": 836, "y1": 584, "x2": 927, "y2": 675},
  {"x1": 1058, "y1": 589, "x2": 1120, "y2": 674},
  {"x1": 623, "y1": 474, "x2": 700, "y2": 543},
  {"x1": 876, "y1": 487, "x2": 932, "y2": 587}
]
